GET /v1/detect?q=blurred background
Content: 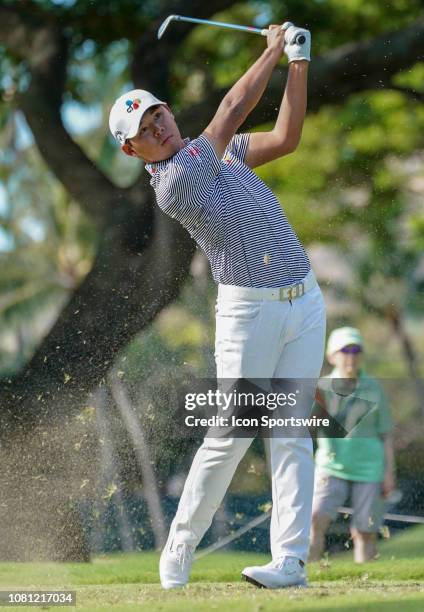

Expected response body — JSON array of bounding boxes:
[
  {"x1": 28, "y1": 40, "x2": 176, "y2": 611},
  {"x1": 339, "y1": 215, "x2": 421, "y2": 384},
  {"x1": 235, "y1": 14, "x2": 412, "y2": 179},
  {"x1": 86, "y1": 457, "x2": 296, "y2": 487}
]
[{"x1": 0, "y1": 0, "x2": 423, "y2": 561}]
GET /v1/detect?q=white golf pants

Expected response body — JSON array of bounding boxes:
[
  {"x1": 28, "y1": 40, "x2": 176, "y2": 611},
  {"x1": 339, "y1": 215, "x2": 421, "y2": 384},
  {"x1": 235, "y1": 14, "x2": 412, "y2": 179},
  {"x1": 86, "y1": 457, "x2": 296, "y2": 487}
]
[{"x1": 167, "y1": 270, "x2": 326, "y2": 563}]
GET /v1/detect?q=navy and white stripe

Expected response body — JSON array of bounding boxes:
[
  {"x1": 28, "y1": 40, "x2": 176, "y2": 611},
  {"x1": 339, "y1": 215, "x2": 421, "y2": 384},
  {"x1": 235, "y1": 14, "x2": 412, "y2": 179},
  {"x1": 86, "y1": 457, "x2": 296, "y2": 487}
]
[{"x1": 146, "y1": 133, "x2": 310, "y2": 288}]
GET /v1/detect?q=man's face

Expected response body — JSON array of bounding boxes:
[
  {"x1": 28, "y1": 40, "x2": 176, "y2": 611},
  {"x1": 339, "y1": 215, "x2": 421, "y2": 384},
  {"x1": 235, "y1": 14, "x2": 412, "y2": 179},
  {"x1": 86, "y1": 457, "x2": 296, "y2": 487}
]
[
  {"x1": 122, "y1": 104, "x2": 184, "y2": 163},
  {"x1": 328, "y1": 344, "x2": 362, "y2": 378}
]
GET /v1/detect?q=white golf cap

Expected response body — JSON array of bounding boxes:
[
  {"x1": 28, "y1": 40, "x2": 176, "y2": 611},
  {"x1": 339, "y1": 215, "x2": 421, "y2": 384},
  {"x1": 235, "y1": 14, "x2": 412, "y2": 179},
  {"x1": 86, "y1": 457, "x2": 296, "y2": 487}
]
[
  {"x1": 109, "y1": 88, "x2": 166, "y2": 145},
  {"x1": 326, "y1": 327, "x2": 364, "y2": 357}
]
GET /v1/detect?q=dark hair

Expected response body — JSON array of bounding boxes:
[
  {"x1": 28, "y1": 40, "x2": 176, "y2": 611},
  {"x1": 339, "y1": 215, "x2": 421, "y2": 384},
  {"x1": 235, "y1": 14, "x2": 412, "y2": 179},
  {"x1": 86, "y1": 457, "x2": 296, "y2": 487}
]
[{"x1": 147, "y1": 104, "x2": 162, "y2": 114}]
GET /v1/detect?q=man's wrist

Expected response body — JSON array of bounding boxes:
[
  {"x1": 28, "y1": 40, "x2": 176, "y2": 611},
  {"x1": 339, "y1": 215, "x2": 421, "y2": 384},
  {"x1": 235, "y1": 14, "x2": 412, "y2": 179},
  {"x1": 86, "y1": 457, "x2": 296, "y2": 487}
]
[
  {"x1": 289, "y1": 60, "x2": 309, "y2": 69},
  {"x1": 264, "y1": 46, "x2": 282, "y2": 65}
]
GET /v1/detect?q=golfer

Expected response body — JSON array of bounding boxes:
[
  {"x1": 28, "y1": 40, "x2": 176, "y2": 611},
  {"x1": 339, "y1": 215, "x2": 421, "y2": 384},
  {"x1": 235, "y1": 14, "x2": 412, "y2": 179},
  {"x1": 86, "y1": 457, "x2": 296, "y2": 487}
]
[
  {"x1": 309, "y1": 327, "x2": 395, "y2": 563},
  {"x1": 109, "y1": 23, "x2": 326, "y2": 589}
]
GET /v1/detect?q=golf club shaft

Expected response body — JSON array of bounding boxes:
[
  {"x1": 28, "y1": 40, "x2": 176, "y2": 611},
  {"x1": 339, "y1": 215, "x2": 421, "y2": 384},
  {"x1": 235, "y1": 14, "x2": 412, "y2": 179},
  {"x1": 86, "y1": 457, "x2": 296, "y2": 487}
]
[
  {"x1": 158, "y1": 15, "x2": 306, "y2": 45},
  {"x1": 167, "y1": 15, "x2": 267, "y2": 36}
]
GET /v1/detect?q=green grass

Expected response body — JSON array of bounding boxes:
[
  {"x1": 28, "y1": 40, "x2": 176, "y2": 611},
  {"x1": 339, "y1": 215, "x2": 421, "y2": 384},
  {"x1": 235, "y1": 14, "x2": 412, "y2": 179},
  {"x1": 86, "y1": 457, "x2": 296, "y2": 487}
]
[{"x1": 0, "y1": 526, "x2": 423, "y2": 610}]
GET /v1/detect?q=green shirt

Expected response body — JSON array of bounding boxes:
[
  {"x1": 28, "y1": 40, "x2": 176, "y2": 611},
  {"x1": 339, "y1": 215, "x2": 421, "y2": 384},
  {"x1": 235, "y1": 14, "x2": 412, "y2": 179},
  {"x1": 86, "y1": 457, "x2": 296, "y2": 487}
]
[{"x1": 314, "y1": 368, "x2": 392, "y2": 482}]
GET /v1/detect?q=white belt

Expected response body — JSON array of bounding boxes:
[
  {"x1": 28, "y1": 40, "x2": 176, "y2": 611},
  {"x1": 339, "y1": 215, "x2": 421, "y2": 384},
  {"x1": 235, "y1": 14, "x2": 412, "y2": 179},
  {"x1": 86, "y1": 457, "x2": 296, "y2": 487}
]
[{"x1": 218, "y1": 269, "x2": 317, "y2": 302}]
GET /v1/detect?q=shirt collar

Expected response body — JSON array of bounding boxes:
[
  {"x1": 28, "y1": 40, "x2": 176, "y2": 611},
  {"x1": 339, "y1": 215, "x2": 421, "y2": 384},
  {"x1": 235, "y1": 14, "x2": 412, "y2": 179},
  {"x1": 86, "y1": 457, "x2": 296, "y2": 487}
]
[{"x1": 145, "y1": 137, "x2": 190, "y2": 176}]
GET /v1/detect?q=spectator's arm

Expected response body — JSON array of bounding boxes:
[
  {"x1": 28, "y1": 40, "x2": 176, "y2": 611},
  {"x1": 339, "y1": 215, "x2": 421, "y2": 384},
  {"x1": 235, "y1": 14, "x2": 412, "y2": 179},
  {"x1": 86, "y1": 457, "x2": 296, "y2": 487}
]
[{"x1": 381, "y1": 433, "x2": 396, "y2": 497}]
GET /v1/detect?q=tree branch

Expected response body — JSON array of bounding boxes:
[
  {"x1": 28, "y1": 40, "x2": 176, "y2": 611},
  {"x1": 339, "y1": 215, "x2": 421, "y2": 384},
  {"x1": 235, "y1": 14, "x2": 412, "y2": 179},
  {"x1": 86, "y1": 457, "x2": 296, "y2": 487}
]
[
  {"x1": 1, "y1": 206, "x2": 195, "y2": 435},
  {"x1": 306, "y1": 17, "x2": 424, "y2": 110},
  {"x1": 176, "y1": 18, "x2": 424, "y2": 134},
  {"x1": 0, "y1": 4, "x2": 121, "y2": 227},
  {"x1": 131, "y1": 0, "x2": 236, "y2": 96}
]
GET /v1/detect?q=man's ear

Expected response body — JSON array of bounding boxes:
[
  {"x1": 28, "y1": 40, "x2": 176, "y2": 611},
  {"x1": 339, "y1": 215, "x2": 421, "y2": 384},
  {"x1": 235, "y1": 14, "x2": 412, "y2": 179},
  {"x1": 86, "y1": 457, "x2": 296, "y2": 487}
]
[
  {"x1": 164, "y1": 103, "x2": 174, "y2": 118},
  {"x1": 121, "y1": 143, "x2": 137, "y2": 157}
]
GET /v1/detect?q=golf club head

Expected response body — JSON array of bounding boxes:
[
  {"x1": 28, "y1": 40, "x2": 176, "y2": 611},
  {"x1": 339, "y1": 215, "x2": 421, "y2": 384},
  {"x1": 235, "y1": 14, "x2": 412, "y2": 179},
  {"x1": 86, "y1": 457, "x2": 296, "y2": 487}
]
[{"x1": 158, "y1": 14, "x2": 178, "y2": 39}]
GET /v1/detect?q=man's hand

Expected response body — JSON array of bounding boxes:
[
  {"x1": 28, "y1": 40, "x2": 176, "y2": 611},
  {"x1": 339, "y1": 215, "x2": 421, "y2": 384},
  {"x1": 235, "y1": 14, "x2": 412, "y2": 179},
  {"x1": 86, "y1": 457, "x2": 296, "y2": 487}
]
[
  {"x1": 266, "y1": 24, "x2": 286, "y2": 59},
  {"x1": 283, "y1": 23, "x2": 311, "y2": 63}
]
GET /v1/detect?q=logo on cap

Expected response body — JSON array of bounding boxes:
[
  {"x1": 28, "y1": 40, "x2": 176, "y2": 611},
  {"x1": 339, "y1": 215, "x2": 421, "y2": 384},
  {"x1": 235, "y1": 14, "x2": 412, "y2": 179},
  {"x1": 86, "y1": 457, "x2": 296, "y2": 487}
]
[
  {"x1": 126, "y1": 98, "x2": 141, "y2": 113},
  {"x1": 114, "y1": 130, "x2": 125, "y2": 144}
]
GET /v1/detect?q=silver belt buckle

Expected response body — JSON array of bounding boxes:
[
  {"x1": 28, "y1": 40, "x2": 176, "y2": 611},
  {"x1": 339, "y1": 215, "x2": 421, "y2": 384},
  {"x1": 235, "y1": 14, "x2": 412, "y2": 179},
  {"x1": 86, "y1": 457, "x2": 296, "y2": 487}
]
[{"x1": 279, "y1": 282, "x2": 305, "y2": 301}]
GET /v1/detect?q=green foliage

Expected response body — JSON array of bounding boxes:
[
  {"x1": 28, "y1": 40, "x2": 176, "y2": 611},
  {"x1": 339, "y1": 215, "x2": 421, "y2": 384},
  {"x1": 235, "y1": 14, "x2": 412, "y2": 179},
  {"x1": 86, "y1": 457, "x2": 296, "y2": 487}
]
[
  {"x1": 394, "y1": 62, "x2": 424, "y2": 92},
  {"x1": 0, "y1": 107, "x2": 97, "y2": 374},
  {"x1": 254, "y1": 85, "x2": 424, "y2": 323},
  {"x1": 31, "y1": 0, "x2": 153, "y2": 48},
  {"x1": 261, "y1": 0, "x2": 422, "y2": 49}
]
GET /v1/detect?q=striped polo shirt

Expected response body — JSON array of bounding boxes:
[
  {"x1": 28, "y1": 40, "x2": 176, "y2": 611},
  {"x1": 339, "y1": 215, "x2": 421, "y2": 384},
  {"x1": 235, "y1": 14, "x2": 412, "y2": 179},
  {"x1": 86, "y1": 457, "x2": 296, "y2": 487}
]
[{"x1": 145, "y1": 133, "x2": 310, "y2": 288}]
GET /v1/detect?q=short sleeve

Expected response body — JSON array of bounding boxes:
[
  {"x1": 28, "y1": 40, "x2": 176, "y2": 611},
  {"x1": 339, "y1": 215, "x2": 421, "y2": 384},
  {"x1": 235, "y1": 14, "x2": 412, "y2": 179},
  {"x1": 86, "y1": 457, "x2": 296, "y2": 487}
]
[
  {"x1": 224, "y1": 133, "x2": 250, "y2": 163},
  {"x1": 154, "y1": 134, "x2": 221, "y2": 222},
  {"x1": 377, "y1": 387, "x2": 393, "y2": 434}
]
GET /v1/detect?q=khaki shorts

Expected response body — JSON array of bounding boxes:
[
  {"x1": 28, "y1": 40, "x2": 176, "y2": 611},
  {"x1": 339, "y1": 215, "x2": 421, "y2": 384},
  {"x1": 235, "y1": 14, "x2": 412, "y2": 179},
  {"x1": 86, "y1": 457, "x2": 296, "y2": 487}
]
[{"x1": 312, "y1": 470, "x2": 385, "y2": 533}]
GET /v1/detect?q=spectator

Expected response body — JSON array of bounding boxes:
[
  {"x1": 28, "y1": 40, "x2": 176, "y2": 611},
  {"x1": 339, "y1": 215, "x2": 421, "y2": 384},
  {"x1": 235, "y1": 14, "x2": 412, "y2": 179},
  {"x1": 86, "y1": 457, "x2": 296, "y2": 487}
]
[{"x1": 309, "y1": 327, "x2": 395, "y2": 563}]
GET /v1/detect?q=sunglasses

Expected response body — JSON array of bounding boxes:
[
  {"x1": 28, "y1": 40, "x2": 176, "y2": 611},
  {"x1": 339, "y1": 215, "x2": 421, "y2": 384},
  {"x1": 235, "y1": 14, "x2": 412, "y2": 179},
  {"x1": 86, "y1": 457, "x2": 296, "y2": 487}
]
[{"x1": 340, "y1": 345, "x2": 362, "y2": 354}]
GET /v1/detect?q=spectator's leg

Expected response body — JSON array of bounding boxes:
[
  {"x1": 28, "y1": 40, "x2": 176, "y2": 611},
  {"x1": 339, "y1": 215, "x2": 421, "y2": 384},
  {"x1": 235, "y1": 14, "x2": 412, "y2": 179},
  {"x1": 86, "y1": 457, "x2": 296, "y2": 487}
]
[
  {"x1": 350, "y1": 528, "x2": 377, "y2": 562},
  {"x1": 309, "y1": 511, "x2": 332, "y2": 561},
  {"x1": 309, "y1": 471, "x2": 349, "y2": 561},
  {"x1": 351, "y1": 481, "x2": 384, "y2": 563}
]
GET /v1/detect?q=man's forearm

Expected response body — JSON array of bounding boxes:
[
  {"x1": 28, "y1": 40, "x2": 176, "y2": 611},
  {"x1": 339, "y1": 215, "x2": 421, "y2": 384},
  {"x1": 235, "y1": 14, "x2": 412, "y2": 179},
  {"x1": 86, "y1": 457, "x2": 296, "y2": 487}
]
[
  {"x1": 273, "y1": 61, "x2": 308, "y2": 149},
  {"x1": 383, "y1": 435, "x2": 395, "y2": 473},
  {"x1": 222, "y1": 47, "x2": 280, "y2": 127}
]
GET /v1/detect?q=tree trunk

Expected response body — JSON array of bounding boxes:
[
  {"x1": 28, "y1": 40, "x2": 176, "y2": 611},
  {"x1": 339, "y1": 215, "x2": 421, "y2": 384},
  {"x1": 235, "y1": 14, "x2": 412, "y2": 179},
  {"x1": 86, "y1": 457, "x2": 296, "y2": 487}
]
[
  {"x1": 384, "y1": 304, "x2": 424, "y2": 418},
  {"x1": 110, "y1": 377, "x2": 167, "y2": 550}
]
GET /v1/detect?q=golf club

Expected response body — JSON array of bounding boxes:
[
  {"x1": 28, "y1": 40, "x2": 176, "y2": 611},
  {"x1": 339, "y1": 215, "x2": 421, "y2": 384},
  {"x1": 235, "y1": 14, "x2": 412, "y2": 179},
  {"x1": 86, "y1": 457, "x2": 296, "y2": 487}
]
[{"x1": 158, "y1": 14, "x2": 306, "y2": 44}]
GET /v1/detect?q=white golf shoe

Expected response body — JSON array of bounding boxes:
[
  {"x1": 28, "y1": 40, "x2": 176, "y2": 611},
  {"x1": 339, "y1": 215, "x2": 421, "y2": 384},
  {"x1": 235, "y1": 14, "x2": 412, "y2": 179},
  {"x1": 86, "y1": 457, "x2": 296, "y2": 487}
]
[
  {"x1": 159, "y1": 539, "x2": 194, "y2": 589},
  {"x1": 242, "y1": 556, "x2": 307, "y2": 589}
]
